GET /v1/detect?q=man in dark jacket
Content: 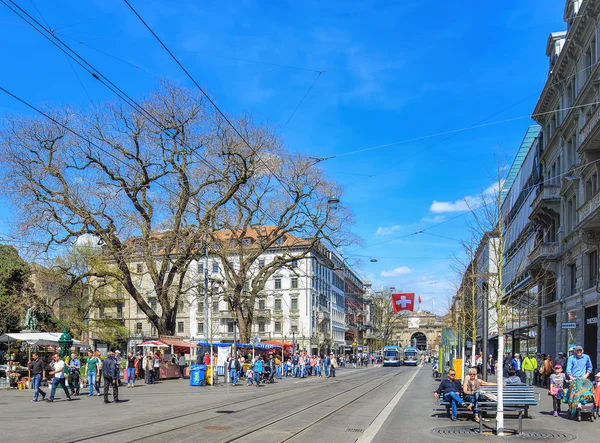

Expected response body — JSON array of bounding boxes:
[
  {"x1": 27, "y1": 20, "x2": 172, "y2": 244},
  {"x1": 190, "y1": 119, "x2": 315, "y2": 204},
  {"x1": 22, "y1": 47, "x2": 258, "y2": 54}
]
[
  {"x1": 102, "y1": 351, "x2": 119, "y2": 403},
  {"x1": 227, "y1": 354, "x2": 241, "y2": 386},
  {"x1": 433, "y1": 369, "x2": 469, "y2": 421}
]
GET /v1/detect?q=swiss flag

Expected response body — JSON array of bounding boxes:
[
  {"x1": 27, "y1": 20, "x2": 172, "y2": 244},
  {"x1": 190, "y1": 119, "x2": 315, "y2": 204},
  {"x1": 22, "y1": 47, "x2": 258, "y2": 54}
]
[
  {"x1": 418, "y1": 295, "x2": 422, "y2": 304},
  {"x1": 392, "y1": 293, "x2": 415, "y2": 313}
]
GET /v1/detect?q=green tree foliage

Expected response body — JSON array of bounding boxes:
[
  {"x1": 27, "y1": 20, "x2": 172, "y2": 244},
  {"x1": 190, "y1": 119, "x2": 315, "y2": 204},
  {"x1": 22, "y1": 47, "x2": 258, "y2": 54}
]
[{"x1": 0, "y1": 244, "x2": 36, "y2": 334}]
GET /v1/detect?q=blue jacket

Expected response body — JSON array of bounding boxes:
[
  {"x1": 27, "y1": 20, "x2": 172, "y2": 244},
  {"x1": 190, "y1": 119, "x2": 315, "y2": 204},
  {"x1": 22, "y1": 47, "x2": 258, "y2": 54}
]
[
  {"x1": 566, "y1": 354, "x2": 593, "y2": 378},
  {"x1": 253, "y1": 359, "x2": 263, "y2": 373},
  {"x1": 510, "y1": 357, "x2": 521, "y2": 371}
]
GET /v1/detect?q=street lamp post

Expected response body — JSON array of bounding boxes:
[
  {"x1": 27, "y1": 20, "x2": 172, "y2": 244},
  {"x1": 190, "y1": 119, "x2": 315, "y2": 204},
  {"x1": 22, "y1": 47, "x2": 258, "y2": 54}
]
[{"x1": 292, "y1": 331, "x2": 296, "y2": 354}]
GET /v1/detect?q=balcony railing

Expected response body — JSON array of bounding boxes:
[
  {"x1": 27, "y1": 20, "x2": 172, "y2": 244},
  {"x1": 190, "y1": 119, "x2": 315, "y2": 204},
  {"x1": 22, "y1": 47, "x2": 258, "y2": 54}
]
[
  {"x1": 580, "y1": 104, "x2": 600, "y2": 148},
  {"x1": 578, "y1": 191, "x2": 600, "y2": 226},
  {"x1": 528, "y1": 241, "x2": 558, "y2": 265}
]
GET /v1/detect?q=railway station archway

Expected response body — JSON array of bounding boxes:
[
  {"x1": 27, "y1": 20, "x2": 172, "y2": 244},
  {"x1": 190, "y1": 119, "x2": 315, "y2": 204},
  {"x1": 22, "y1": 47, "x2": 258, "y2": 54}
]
[{"x1": 411, "y1": 332, "x2": 427, "y2": 350}]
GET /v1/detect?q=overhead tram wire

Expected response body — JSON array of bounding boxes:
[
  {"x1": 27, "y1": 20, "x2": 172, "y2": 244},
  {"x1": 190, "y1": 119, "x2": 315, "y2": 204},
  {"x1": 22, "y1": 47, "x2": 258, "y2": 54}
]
[
  {"x1": 280, "y1": 71, "x2": 323, "y2": 133},
  {"x1": 348, "y1": 155, "x2": 600, "y2": 254},
  {"x1": 321, "y1": 51, "x2": 600, "y2": 165},
  {"x1": 28, "y1": 0, "x2": 95, "y2": 104},
  {"x1": 122, "y1": 0, "x2": 305, "y2": 205},
  {"x1": 56, "y1": 32, "x2": 324, "y2": 136},
  {"x1": 0, "y1": 85, "x2": 214, "y2": 218},
  {"x1": 3, "y1": 1, "x2": 324, "y2": 242},
  {"x1": 51, "y1": 30, "x2": 324, "y2": 74},
  {"x1": 2, "y1": 0, "x2": 281, "y2": 224},
  {"x1": 341, "y1": 50, "x2": 600, "y2": 186}
]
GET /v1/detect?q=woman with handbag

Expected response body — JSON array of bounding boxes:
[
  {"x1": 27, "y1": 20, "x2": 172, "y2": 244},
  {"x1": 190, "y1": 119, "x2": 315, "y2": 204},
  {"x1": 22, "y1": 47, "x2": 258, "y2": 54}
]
[{"x1": 548, "y1": 364, "x2": 566, "y2": 416}]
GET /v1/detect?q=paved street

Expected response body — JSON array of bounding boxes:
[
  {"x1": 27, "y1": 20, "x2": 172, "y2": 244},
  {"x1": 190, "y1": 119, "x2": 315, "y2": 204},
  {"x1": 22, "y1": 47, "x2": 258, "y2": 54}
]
[{"x1": 1, "y1": 364, "x2": 599, "y2": 442}]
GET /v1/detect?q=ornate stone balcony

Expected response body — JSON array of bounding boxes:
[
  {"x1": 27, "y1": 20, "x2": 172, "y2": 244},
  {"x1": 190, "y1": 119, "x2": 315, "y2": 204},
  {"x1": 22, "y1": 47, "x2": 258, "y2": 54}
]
[
  {"x1": 529, "y1": 185, "x2": 560, "y2": 227},
  {"x1": 527, "y1": 241, "x2": 558, "y2": 273},
  {"x1": 579, "y1": 105, "x2": 600, "y2": 153},
  {"x1": 578, "y1": 191, "x2": 600, "y2": 229}
]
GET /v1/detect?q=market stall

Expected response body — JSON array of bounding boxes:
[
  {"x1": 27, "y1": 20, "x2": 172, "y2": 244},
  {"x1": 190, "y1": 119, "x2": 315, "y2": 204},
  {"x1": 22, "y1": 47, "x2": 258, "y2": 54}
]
[
  {"x1": 0, "y1": 332, "x2": 83, "y2": 388},
  {"x1": 137, "y1": 340, "x2": 180, "y2": 379}
]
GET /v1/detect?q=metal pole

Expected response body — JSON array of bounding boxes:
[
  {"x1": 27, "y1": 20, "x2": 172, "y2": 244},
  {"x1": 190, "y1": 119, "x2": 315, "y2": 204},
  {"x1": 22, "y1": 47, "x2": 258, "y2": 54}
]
[
  {"x1": 233, "y1": 319, "x2": 237, "y2": 357},
  {"x1": 482, "y1": 291, "x2": 489, "y2": 382}
]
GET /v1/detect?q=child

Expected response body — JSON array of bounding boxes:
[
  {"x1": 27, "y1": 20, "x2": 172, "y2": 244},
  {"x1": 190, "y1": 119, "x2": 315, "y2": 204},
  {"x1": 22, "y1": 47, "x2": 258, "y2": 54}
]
[
  {"x1": 549, "y1": 364, "x2": 566, "y2": 416},
  {"x1": 246, "y1": 368, "x2": 254, "y2": 386}
]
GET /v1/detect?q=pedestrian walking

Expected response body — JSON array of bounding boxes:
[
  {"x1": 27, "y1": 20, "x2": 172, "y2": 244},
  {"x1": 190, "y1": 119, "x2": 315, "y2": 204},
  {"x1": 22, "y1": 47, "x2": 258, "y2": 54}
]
[
  {"x1": 510, "y1": 353, "x2": 522, "y2": 380},
  {"x1": 145, "y1": 352, "x2": 154, "y2": 384},
  {"x1": 68, "y1": 352, "x2": 81, "y2": 396},
  {"x1": 522, "y1": 353, "x2": 537, "y2": 386},
  {"x1": 126, "y1": 352, "x2": 136, "y2": 388},
  {"x1": 46, "y1": 354, "x2": 71, "y2": 402},
  {"x1": 227, "y1": 354, "x2": 240, "y2": 386},
  {"x1": 102, "y1": 351, "x2": 119, "y2": 403},
  {"x1": 330, "y1": 353, "x2": 338, "y2": 377},
  {"x1": 253, "y1": 355, "x2": 263, "y2": 387},
  {"x1": 85, "y1": 350, "x2": 101, "y2": 396},
  {"x1": 566, "y1": 345, "x2": 593, "y2": 380},
  {"x1": 28, "y1": 352, "x2": 46, "y2": 402},
  {"x1": 549, "y1": 364, "x2": 566, "y2": 417},
  {"x1": 541, "y1": 355, "x2": 552, "y2": 386},
  {"x1": 178, "y1": 353, "x2": 187, "y2": 379},
  {"x1": 153, "y1": 353, "x2": 161, "y2": 382}
]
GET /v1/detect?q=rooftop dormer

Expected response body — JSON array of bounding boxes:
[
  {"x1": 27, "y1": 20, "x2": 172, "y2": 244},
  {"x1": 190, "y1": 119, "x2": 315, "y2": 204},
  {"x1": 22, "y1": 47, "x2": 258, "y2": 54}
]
[
  {"x1": 564, "y1": 0, "x2": 582, "y2": 31},
  {"x1": 546, "y1": 31, "x2": 567, "y2": 73}
]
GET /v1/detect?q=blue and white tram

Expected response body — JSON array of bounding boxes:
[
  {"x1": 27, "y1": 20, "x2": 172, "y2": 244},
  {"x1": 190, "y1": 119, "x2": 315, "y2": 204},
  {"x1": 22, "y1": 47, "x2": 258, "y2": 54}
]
[
  {"x1": 403, "y1": 346, "x2": 419, "y2": 366},
  {"x1": 382, "y1": 345, "x2": 404, "y2": 366}
]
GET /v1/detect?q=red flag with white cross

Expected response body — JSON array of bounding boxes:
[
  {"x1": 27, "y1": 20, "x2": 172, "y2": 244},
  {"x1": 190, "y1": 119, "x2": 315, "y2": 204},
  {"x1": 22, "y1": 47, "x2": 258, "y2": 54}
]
[{"x1": 391, "y1": 293, "x2": 415, "y2": 313}]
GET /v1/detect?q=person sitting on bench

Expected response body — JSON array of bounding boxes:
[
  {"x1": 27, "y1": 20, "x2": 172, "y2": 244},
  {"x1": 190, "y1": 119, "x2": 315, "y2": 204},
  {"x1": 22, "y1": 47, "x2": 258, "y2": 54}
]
[
  {"x1": 434, "y1": 369, "x2": 470, "y2": 421},
  {"x1": 505, "y1": 368, "x2": 524, "y2": 385},
  {"x1": 463, "y1": 368, "x2": 496, "y2": 423}
]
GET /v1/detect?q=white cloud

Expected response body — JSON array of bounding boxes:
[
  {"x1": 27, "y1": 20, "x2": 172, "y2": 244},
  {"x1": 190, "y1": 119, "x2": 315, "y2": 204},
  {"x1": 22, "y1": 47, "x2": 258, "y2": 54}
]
[
  {"x1": 421, "y1": 215, "x2": 446, "y2": 223},
  {"x1": 380, "y1": 266, "x2": 412, "y2": 277},
  {"x1": 429, "y1": 181, "x2": 503, "y2": 214},
  {"x1": 429, "y1": 199, "x2": 472, "y2": 213},
  {"x1": 375, "y1": 224, "x2": 402, "y2": 235}
]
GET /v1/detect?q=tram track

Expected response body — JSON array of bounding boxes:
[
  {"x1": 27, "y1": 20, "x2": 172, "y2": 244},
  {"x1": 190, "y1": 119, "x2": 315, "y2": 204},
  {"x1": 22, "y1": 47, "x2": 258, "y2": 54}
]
[
  {"x1": 215, "y1": 369, "x2": 407, "y2": 443},
  {"x1": 65, "y1": 367, "x2": 388, "y2": 443}
]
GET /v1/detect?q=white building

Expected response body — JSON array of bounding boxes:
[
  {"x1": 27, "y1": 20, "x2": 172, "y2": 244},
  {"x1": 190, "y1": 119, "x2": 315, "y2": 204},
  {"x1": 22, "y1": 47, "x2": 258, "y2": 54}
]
[{"x1": 88, "y1": 228, "x2": 364, "y2": 356}]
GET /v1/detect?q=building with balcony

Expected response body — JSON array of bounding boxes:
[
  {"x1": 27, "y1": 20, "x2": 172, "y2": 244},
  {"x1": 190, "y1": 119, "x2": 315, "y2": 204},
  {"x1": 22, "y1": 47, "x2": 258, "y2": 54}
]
[
  {"x1": 531, "y1": 0, "x2": 600, "y2": 367},
  {"x1": 86, "y1": 227, "x2": 364, "y2": 356}
]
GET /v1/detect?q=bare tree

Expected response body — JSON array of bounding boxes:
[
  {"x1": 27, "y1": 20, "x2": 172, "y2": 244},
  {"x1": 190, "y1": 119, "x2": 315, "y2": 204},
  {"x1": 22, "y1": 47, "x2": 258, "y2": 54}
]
[
  {"x1": 207, "y1": 153, "x2": 357, "y2": 343},
  {"x1": 370, "y1": 289, "x2": 397, "y2": 347},
  {"x1": 0, "y1": 83, "x2": 279, "y2": 336}
]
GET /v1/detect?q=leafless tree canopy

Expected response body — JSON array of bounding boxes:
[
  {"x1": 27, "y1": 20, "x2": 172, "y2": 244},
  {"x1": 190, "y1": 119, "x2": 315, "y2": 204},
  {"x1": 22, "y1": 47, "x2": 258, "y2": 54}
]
[
  {"x1": 207, "y1": 151, "x2": 358, "y2": 343},
  {"x1": 0, "y1": 83, "x2": 284, "y2": 335}
]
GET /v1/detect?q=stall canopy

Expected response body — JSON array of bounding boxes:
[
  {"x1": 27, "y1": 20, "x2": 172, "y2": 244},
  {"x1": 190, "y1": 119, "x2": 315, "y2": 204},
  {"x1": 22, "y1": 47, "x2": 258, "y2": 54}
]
[
  {"x1": 159, "y1": 336, "x2": 195, "y2": 355},
  {"x1": 196, "y1": 341, "x2": 282, "y2": 350},
  {"x1": 137, "y1": 340, "x2": 169, "y2": 347},
  {"x1": 0, "y1": 332, "x2": 83, "y2": 347},
  {"x1": 197, "y1": 341, "x2": 232, "y2": 348}
]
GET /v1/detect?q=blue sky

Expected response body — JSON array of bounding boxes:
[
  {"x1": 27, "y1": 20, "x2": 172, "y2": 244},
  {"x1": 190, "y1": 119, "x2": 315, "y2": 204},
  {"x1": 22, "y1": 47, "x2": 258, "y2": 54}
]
[{"x1": 0, "y1": 0, "x2": 567, "y2": 313}]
